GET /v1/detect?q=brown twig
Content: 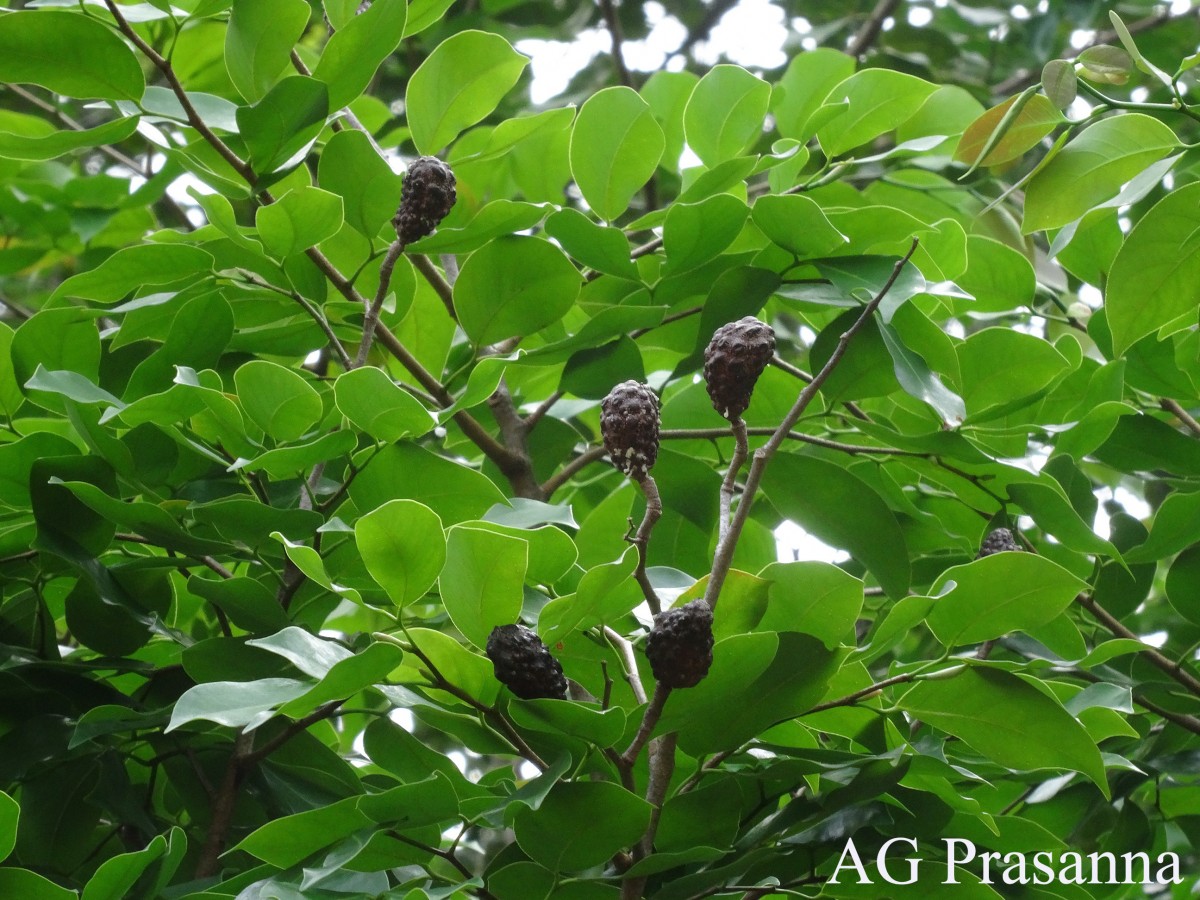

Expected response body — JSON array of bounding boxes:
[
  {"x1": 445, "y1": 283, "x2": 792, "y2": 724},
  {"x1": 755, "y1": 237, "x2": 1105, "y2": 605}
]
[
  {"x1": 488, "y1": 381, "x2": 543, "y2": 499},
  {"x1": 846, "y1": 0, "x2": 902, "y2": 57},
  {"x1": 356, "y1": 240, "x2": 406, "y2": 367},
  {"x1": 1161, "y1": 398, "x2": 1200, "y2": 439},
  {"x1": 1076, "y1": 593, "x2": 1200, "y2": 699},
  {"x1": 620, "y1": 683, "x2": 671, "y2": 766},
  {"x1": 719, "y1": 418, "x2": 749, "y2": 544},
  {"x1": 598, "y1": 0, "x2": 633, "y2": 87},
  {"x1": 603, "y1": 625, "x2": 648, "y2": 706},
  {"x1": 701, "y1": 238, "x2": 919, "y2": 612},
  {"x1": 411, "y1": 254, "x2": 457, "y2": 320},
  {"x1": 630, "y1": 475, "x2": 663, "y2": 615}
]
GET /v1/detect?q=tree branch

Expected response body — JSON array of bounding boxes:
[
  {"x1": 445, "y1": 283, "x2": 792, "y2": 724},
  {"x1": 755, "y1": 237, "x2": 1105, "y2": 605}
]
[
  {"x1": 598, "y1": 0, "x2": 633, "y2": 87},
  {"x1": 411, "y1": 253, "x2": 457, "y2": 320},
  {"x1": 846, "y1": 0, "x2": 901, "y2": 58},
  {"x1": 1161, "y1": 398, "x2": 1200, "y2": 439},
  {"x1": 620, "y1": 683, "x2": 671, "y2": 766},
  {"x1": 1075, "y1": 593, "x2": 1200, "y2": 699},
  {"x1": 719, "y1": 418, "x2": 748, "y2": 544},
  {"x1": 701, "y1": 238, "x2": 919, "y2": 613},
  {"x1": 356, "y1": 239, "x2": 406, "y2": 367},
  {"x1": 630, "y1": 475, "x2": 663, "y2": 615}
]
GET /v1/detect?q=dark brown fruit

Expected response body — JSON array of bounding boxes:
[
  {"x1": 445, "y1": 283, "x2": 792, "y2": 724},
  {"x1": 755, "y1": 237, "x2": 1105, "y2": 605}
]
[
  {"x1": 600, "y1": 380, "x2": 660, "y2": 480},
  {"x1": 393, "y1": 156, "x2": 456, "y2": 246},
  {"x1": 645, "y1": 600, "x2": 714, "y2": 689},
  {"x1": 703, "y1": 316, "x2": 776, "y2": 420},
  {"x1": 977, "y1": 527, "x2": 1020, "y2": 558},
  {"x1": 486, "y1": 624, "x2": 567, "y2": 700}
]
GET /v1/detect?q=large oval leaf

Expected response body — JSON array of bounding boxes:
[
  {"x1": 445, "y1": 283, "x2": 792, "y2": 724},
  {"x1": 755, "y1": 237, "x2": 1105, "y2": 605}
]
[
  {"x1": 682, "y1": 64, "x2": 771, "y2": 167},
  {"x1": 454, "y1": 236, "x2": 581, "y2": 345},
  {"x1": 569, "y1": 86, "x2": 665, "y2": 222},
  {"x1": 0, "y1": 11, "x2": 144, "y2": 101},
  {"x1": 355, "y1": 499, "x2": 446, "y2": 607},
  {"x1": 405, "y1": 29, "x2": 527, "y2": 154}
]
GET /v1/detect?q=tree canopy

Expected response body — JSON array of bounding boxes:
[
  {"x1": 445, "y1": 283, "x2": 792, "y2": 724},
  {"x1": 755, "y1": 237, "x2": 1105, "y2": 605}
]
[{"x1": 2, "y1": 1, "x2": 1200, "y2": 898}]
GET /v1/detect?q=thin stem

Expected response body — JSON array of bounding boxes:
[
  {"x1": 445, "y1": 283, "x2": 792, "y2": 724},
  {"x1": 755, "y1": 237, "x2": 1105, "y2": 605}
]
[
  {"x1": 356, "y1": 239, "x2": 406, "y2": 367},
  {"x1": 719, "y1": 418, "x2": 748, "y2": 544},
  {"x1": 524, "y1": 391, "x2": 564, "y2": 431},
  {"x1": 801, "y1": 672, "x2": 915, "y2": 716},
  {"x1": 1161, "y1": 398, "x2": 1200, "y2": 438},
  {"x1": 233, "y1": 269, "x2": 354, "y2": 371},
  {"x1": 598, "y1": 0, "x2": 633, "y2": 87},
  {"x1": 1075, "y1": 594, "x2": 1200, "y2": 699},
  {"x1": 631, "y1": 475, "x2": 663, "y2": 615},
  {"x1": 603, "y1": 626, "x2": 648, "y2": 706},
  {"x1": 702, "y1": 239, "x2": 919, "y2": 612},
  {"x1": 620, "y1": 683, "x2": 671, "y2": 766},
  {"x1": 846, "y1": 0, "x2": 901, "y2": 57}
]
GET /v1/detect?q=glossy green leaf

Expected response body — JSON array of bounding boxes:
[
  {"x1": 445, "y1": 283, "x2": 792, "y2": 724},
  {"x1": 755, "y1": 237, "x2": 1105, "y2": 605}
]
[
  {"x1": 405, "y1": 29, "x2": 526, "y2": 153},
  {"x1": 683, "y1": 64, "x2": 771, "y2": 166},
  {"x1": 1106, "y1": 182, "x2": 1200, "y2": 356},
  {"x1": 772, "y1": 48, "x2": 856, "y2": 142},
  {"x1": 440, "y1": 525, "x2": 527, "y2": 649},
  {"x1": 569, "y1": 86, "x2": 665, "y2": 222},
  {"x1": 900, "y1": 667, "x2": 1108, "y2": 793},
  {"x1": 348, "y1": 443, "x2": 507, "y2": 525},
  {"x1": 764, "y1": 453, "x2": 910, "y2": 598},
  {"x1": 663, "y1": 194, "x2": 748, "y2": 273},
  {"x1": 236, "y1": 76, "x2": 329, "y2": 176},
  {"x1": 52, "y1": 245, "x2": 213, "y2": 304},
  {"x1": 816, "y1": 69, "x2": 938, "y2": 157},
  {"x1": 751, "y1": 194, "x2": 847, "y2": 257},
  {"x1": 538, "y1": 548, "x2": 640, "y2": 644},
  {"x1": 758, "y1": 561, "x2": 863, "y2": 648},
  {"x1": 166, "y1": 677, "x2": 310, "y2": 732},
  {"x1": 278, "y1": 641, "x2": 405, "y2": 716},
  {"x1": 925, "y1": 553, "x2": 1089, "y2": 646},
  {"x1": 225, "y1": 0, "x2": 311, "y2": 103},
  {"x1": 544, "y1": 208, "x2": 638, "y2": 279},
  {"x1": 247, "y1": 627, "x2": 353, "y2": 678},
  {"x1": 319, "y1": 129, "x2": 404, "y2": 238},
  {"x1": 314, "y1": 0, "x2": 408, "y2": 109},
  {"x1": 271, "y1": 532, "x2": 363, "y2": 605},
  {"x1": 356, "y1": 499, "x2": 446, "y2": 606},
  {"x1": 82, "y1": 835, "x2": 166, "y2": 900},
  {"x1": 1023, "y1": 114, "x2": 1178, "y2": 233},
  {"x1": 256, "y1": 186, "x2": 344, "y2": 258},
  {"x1": 234, "y1": 359, "x2": 322, "y2": 441},
  {"x1": 0, "y1": 116, "x2": 138, "y2": 161},
  {"x1": 334, "y1": 366, "x2": 435, "y2": 441},
  {"x1": 0, "y1": 790, "x2": 16, "y2": 861},
  {"x1": 454, "y1": 236, "x2": 581, "y2": 345},
  {"x1": 0, "y1": 869, "x2": 76, "y2": 900},
  {"x1": 0, "y1": 11, "x2": 144, "y2": 101},
  {"x1": 1042, "y1": 59, "x2": 1078, "y2": 110},
  {"x1": 514, "y1": 782, "x2": 652, "y2": 872}
]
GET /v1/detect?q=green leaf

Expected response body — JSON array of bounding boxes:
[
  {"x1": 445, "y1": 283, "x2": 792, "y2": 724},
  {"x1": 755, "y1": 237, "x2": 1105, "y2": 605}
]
[
  {"x1": 1126, "y1": 489, "x2": 1200, "y2": 564},
  {"x1": 1106, "y1": 182, "x2": 1200, "y2": 356},
  {"x1": 956, "y1": 327, "x2": 1070, "y2": 417},
  {"x1": 82, "y1": 835, "x2": 166, "y2": 900},
  {"x1": 925, "y1": 553, "x2": 1089, "y2": 646},
  {"x1": 225, "y1": 0, "x2": 311, "y2": 103},
  {"x1": 348, "y1": 443, "x2": 507, "y2": 525},
  {"x1": 1042, "y1": 59, "x2": 1078, "y2": 111},
  {"x1": 758, "y1": 561, "x2": 863, "y2": 648},
  {"x1": 166, "y1": 677, "x2": 310, "y2": 732},
  {"x1": 454, "y1": 236, "x2": 581, "y2": 345},
  {"x1": 318, "y1": 129, "x2": 404, "y2": 238},
  {"x1": 751, "y1": 194, "x2": 847, "y2": 257},
  {"x1": 1007, "y1": 480, "x2": 1122, "y2": 561},
  {"x1": 662, "y1": 194, "x2": 748, "y2": 273},
  {"x1": 271, "y1": 532, "x2": 363, "y2": 605},
  {"x1": 0, "y1": 116, "x2": 139, "y2": 161},
  {"x1": 677, "y1": 570, "x2": 769, "y2": 641},
  {"x1": 1023, "y1": 114, "x2": 1179, "y2": 233},
  {"x1": 246, "y1": 627, "x2": 354, "y2": 678},
  {"x1": 682, "y1": 64, "x2": 771, "y2": 167},
  {"x1": 314, "y1": 0, "x2": 408, "y2": 110},
  {"x1": 0, "y1": 790, "x2": 16, "y2": 861},
  {"x1": 0, "y1": 869, "x2": 76, "y2": 900},
  {"x1": 440, "y1": 525, "x2": 527, "y2": 649},
  {"x1": 235, "y1": 795, "x2": 369, "y2": 867},
  {"x1": 899, "y1": 667, "x2": 1108, "y2": 793},
  {"x1": 1078, "y1": 44, "x2": 1133, "y2": 84},
  {"x1": 513, "y1": 782, "x2": 652, "y2": 872},
  {"x1": 278, "y1": 641, "x2": 405, "y2": 717},
  {"x1": 52, "y1": 244, "x2": 213, "y2": 304},
  {"x1": 954, "y1": 92, "x2": 1062, "y2": 168},
  {"x1": 816, "y1": 69, "x2": 938, "y2": 157},
  {"x1": 256, "y1": 186, "x2": 345, "y2": 258},
  {"x1": 234, "y1": 359, "x2": 322, "y2": 441},
  {"x1": 764, "y1": 453, "x2": 910, "y2": 598},
  {"x1": 334, "y1": 366, "x2": 435, "y2": 441},
  {"x1": 508, "y1": 700, "x2": 626, "y2": 748},
  {"x1": 544, "y1": 208, "x2": 638, "y2": 279},
  {"x1": 405, "y1": 29, "x2": 526, "y2": 153},
  {"x1": 356, "y1": 499, "x2": 446, "y2": 606},
  {"x1": 0, "y1": 10, "x2": 145, "y2": 101},
  {"x1": 538, "y1": 549, "x2": 640, "y2": 645},
  {"x1": 569, "y1": 86, "x2": 665, "y2": 222},
  {"x1": 771, "y1": 48, "x2": 856, "y2": 142},
  {"x1": 231, "y1": 430, "x2": 358, "y2": 479},
  {"x1": 236, "y1": 76, "x2": 329, "y2": 177}
]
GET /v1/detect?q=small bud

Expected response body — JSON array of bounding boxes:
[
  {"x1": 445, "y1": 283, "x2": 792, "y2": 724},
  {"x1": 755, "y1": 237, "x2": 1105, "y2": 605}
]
[
  {"x1": 703, "y1": 316, "x2": 776, "y2": 420},
  {"x1": 393, "y1": 156, "x2": 456, "y2": 246},
  {"x1": 600, "y1": 381, "x2": 660, "y2": 480}
]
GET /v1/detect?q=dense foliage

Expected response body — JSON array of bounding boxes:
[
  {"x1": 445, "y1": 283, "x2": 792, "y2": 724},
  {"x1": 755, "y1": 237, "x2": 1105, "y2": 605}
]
[{"x1": 2, "y1": 1, "x2": 1200, "y2": 898}]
